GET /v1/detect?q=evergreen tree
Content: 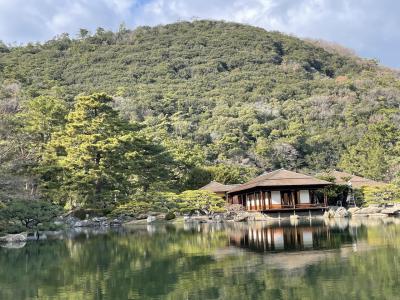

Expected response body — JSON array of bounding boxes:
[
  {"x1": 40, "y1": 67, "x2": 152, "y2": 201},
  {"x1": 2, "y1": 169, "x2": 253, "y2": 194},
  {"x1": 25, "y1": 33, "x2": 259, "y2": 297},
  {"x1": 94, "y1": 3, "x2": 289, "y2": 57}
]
[
  {"x1": 339, "y1": 120, "x2": 400, "y2": 180},
  {"x1": 41, "y1": 93, "x2": 167, "y2": 208}
]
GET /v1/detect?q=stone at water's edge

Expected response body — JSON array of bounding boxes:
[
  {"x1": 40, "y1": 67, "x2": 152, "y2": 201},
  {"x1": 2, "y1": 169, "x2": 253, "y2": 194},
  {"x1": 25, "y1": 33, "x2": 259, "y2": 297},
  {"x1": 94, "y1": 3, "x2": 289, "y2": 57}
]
[
  {"x1": 147, "y1": 216, "x2": 156, "y2": 223},
  {"x1": 368, "y1": 213, "x2": 389, "y2": 218},
  {"x1": 380, "y1": 207, "x2": 400, "y2": 215},
  {"x1": 324, "y1": 207, "x2": 349, "y2": 218},
  {"x1": 334, "y1": 207, "x2": 349, "y2": 218},
  {"x1": 234, "y1": 212, "x2": 249, "y2": 222},
  {"x1": 348, "y1": 207, "x2": 360, "y2": 215},
  {"x1": 355, "y1": 206, "x2": 383, "y2": 215},
  {"x1": 73, "y1": 220, "x2": 97, "y2": 227},
  {"x1": 0, "y1": 232, "x2": 28, "y2": 243}
]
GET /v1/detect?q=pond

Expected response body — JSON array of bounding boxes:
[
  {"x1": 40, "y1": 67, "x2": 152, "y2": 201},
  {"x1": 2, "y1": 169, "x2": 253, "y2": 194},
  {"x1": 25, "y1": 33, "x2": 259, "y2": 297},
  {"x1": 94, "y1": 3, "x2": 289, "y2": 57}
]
[{"x1": 1, "y1": 218, "x2": 400, "y2": 300}]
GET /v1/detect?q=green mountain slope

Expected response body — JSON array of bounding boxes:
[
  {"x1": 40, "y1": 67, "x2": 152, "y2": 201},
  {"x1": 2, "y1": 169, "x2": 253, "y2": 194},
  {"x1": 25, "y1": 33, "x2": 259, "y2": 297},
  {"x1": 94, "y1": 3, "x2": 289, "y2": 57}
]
[{"x1": 1, "y1": 20, "x2": 400, "y2": 186}]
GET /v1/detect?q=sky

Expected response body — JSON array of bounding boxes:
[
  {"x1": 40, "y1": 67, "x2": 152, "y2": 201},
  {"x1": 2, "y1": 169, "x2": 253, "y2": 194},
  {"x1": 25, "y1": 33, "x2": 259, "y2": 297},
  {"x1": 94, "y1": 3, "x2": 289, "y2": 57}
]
[{"x1": 0, "y1": 0, "x2": 398, "y2": 68}]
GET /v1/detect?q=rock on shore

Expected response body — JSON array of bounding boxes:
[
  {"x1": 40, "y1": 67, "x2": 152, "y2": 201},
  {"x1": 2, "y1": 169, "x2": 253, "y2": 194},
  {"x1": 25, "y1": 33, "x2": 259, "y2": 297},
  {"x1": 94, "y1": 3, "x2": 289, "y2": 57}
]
[
  {"x1": 351, "y1": 204, "x2": 400, "y2": 217},
  {"x1": 325, "y1": 204, "x2": 400, "y2": 219},
  {"x1": 0, "y1": 232, "x2": 28, "y2": 247}
]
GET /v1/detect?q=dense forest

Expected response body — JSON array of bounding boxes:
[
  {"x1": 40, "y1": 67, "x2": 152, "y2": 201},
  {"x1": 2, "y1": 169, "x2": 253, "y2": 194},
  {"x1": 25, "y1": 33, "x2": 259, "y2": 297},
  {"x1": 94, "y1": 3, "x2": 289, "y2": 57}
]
[{"x1": 1, "y1": 20, "x2": 400, "y2": 210}]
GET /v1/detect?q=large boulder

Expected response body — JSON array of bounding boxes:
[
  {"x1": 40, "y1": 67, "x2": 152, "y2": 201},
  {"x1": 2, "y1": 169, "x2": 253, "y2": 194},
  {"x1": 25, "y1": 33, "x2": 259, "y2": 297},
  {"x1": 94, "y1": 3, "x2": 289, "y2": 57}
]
[
  {"x1": 62, "y1": 216, "x2": 81, "y2": 226},
  {"x1": 234, "y1": 212, "x2": 249, "y2": 222},
  {"x1": 223, "y1": 211, "x2": 237, "y2": 221},
  {"x1": 147, "y1": 216, "x2": 156, "y2": 223},
  {"x1": 73, "y1": 220, "x2": 96, "y2": 227},
  {"x1": 212, "y1": 214, "x2": 223, "y2": 223},
  {"x1": 324, "y1": 208, "x2": 336, "y2": 218},
  {"x1": 380, "y1": 207, "x2": 400, "y2": 215},
  {"x1": 109, "y1": 219, "x2": 123, "y2": 227},
  {"x1": 0, "y1": 232, "x2": 27, "y2": 243},
  {"x1": 348, "y1": 207, "x2": 360, "y2": 215},
  {"x1": 355, "y1": 206, "x2": 383, "y2": 215},
  {"x1": 136, "y1": 214, "x2": 148, "y2": 220},
  {"x1": 334, "y1": 207, "x2": 349, "y2": 218},
  {"x1": 368, "y1": 213, "x2": 389, "y2": 218}
]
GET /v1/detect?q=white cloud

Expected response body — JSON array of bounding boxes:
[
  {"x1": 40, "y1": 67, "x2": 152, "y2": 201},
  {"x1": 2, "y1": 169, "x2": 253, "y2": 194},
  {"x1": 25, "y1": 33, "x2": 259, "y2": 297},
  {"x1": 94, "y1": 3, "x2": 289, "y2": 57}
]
[{"x1": 0, "y1": 0, "x2": 399, "y2": 67}]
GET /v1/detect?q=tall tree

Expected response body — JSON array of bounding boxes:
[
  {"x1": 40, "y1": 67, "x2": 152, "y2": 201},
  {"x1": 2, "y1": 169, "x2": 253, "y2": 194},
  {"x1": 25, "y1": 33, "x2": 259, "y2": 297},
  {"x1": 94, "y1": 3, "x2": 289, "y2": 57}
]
[
  {"x1": 41, "y1": 93, "x2": 168, "y2": 208},
  {"x1": 17, "y1": 95, "x2": 67, "y2": 198},
  {"x1": 339, "y1": 120, "x2": 400, "y2": 180}
]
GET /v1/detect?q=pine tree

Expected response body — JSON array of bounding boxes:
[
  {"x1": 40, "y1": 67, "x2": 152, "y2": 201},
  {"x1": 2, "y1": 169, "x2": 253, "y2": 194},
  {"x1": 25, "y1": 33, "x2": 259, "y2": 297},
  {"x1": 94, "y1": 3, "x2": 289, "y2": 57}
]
[{"x1": 41, "y1": 93, "x2": 159, "y2": 208}]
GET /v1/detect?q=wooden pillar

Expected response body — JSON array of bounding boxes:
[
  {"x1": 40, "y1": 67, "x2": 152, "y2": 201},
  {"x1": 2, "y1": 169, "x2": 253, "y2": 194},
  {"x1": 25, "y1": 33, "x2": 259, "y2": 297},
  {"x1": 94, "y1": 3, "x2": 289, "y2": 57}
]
[
  {"x1": 262, "y1": 191, "x2": 265, "y2": 210},
  {"x1": 292, "y1": 191, "x2": 295, "y2": 209},
  {"x1": 268, "y1": 191, "x2": 271, "y2": 210},
  {"x1": 324, "y1": 192, "x2": 328, "y2": 207}
]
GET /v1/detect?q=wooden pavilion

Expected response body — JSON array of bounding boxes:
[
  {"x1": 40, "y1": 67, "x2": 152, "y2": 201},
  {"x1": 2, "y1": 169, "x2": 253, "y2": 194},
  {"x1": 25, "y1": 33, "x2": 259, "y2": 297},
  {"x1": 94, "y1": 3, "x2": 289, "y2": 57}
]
[
  {"x1": 227, "y1": 169, "x2": 331, "y2": 212},
  {"x1": 199, "y1": 181, "x2": 239, "y2": 198}
]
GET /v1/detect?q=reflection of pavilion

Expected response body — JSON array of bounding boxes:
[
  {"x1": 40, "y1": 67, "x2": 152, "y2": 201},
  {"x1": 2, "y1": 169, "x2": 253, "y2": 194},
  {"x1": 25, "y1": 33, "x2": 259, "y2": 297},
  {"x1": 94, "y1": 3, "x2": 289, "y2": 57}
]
[{"x1": 229, "y1": 224, "x2": 347, "y2": 253}]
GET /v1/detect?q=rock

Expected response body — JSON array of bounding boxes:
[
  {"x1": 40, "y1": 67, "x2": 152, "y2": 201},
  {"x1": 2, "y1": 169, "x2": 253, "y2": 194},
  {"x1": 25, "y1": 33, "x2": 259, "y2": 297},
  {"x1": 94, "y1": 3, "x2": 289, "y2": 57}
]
[
  {"x1": 0, "y1": 232, "x2": 28, "y2": 243},
  {"x1": 62, "y1": 216, "x2": 81, "y2": 226},
  {"x1": 92, "y1": 217, "x2": 108, "y2": 222},
  {"x1": 73, "y1": 220, "x2": 96, "y2": 227},
  {"x1": 348, "y1": 207, "x2": 360, "y2": 215},
  {"x1": 323, "y1": 211, "x2": 330, "y2": 219},
  {"x1": 251, "y1": 212, "x2": 267, "y2": 221},
  {"x1": 212, "y1": 214, "x2": 224, "y2": 223},
  {"x1": 234, "y1": 212, "x2": 248, "y2": 222},
  {"x1": 355, "y1": 206, "x2": 383, "y2": 215},
  {"x1": 380, "y1": 207, "x2": 400, "y2": 215},
  {"x1": 324, "y1": 208, "x2": 336, "y2": 218},
  {"x1": 334, "y1": 207, "x2": 349, "y2": 218},
  {"x1": 136, "y1": 214, "x2": 148, "y2": 220},
  {"x1": 147, "y1": 216, "x2": 156, "y2": 223},
  {"x1": 109, "y1": 219, "x2": 122, "y2": 227},
  {"x1": 223, "y1": 211, "x2": 237, "y2": 220},
  {"x1": 368, "y1": 213, "x2": 389, "y2": 218}
]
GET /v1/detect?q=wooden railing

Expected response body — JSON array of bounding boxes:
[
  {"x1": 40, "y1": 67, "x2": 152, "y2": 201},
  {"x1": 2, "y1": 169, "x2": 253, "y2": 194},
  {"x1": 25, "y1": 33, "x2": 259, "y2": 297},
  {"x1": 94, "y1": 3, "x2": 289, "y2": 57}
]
[{"x1": 247, "y1": 203, "x2": 327, "y2": 211}]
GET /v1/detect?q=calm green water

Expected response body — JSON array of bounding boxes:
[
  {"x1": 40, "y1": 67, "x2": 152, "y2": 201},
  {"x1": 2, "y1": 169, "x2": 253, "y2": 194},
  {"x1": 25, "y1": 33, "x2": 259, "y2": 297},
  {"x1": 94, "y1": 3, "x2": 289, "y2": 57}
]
[{"x1": 1, "y1": 218, "x2": 400, "y2": 300}]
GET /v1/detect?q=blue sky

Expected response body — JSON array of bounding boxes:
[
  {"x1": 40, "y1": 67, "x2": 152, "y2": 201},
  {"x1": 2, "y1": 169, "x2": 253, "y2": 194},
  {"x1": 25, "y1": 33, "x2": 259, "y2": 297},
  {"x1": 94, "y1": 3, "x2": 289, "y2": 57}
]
[{"x1": 0, "y1": 0, "x2": 398, "y2": 68}]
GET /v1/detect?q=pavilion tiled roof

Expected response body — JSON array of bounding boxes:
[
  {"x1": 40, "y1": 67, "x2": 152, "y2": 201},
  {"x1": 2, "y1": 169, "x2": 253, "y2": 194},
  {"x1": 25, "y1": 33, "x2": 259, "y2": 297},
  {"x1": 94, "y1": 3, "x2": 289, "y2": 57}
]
[
  {"x1": 331, "y1": 170, "x2": 386, "y2": 188},
  {"x1": 228, "y1": 169, "x2": 331, "y2": 193},
  {"x1": 199, "y1": 181, "x2": 239, "y2": 193}
]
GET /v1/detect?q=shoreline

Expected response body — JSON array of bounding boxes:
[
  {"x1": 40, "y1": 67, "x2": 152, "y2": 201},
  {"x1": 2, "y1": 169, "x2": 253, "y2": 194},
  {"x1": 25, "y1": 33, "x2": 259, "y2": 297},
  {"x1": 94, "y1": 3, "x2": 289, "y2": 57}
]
[{"x1": 1, "y1": 204, "x2": 399, "y2": 246}]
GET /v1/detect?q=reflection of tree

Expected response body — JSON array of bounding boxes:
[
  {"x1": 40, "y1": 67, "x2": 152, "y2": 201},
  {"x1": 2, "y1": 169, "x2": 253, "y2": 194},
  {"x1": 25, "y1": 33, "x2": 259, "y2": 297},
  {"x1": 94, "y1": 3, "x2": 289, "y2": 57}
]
[{"x1": 0, "y1": 223, "x2": 399, "y2": 299}]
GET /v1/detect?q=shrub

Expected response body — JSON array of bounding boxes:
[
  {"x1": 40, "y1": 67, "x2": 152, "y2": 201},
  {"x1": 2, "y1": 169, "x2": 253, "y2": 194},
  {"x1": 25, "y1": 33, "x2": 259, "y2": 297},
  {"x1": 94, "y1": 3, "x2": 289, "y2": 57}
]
[
  {"x1": 362, "y1": 184, "x2": 400, "y2": 205},
  {"x1": 316, "y1": 173, "x2": 350, "y2": 205},
  {"x1": 111, "y1": 201, "x2": 152, "y2": 217},
  {"x1": 0, "y1": 200, "x2": 62, "y2": 233},
  {"x1": 177, "y1": 190, "x2": 226, "y2": 215},
  {"x1": 165, "y1": 212, "x2": 176, "y2": 220}
]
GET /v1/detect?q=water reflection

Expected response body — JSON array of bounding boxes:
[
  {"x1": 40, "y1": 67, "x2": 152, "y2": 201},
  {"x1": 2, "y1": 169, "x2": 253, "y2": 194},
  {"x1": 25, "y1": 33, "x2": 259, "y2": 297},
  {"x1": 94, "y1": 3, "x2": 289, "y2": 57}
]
[
  {"x1": 228, "y1": 219, "x2": 357, "y2": 253},
  {"x1": 0, "y1": 218, "x2": 399, "y2": 300}
]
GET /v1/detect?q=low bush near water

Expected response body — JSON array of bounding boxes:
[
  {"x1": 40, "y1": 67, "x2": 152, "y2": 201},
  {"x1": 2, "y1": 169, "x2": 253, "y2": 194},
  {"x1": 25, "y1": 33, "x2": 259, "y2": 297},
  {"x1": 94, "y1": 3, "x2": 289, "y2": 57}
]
[{"x1": 0, "y1": 200, "x2": 62, "y2": 234}]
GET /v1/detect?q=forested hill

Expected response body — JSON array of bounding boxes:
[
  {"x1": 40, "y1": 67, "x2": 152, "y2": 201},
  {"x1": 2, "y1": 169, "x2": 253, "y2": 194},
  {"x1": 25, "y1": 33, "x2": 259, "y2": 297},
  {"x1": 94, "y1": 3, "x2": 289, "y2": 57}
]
[{"x1": 1, "y1": 20, "x2": 400, "y2": 189}]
